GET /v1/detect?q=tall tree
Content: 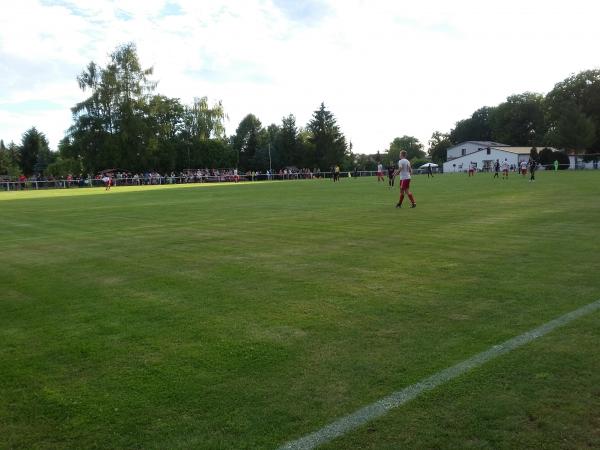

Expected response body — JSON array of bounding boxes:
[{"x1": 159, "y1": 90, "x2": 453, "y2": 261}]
[
  {"x1": 184, "y1": 97, "x2": 227, "y2": 141},
  {"x1": 19, "y1": 127, "x2": 51, "y2": 175},
  {"x1": 307, "y1": 103, "x2": 348, "y2": 169},
  {"x1": 0, "y1": 140, "x2": 18, "y2": 176},
  {"x1": 69, "y1": 42, "x2": 157, "y2": 172},
  {"x1": 490, "y1": 93, "x2": 547, "y2": 145},
  {"x1": 544, "y1": 102, "x2": 596, "y2": 150},
  {"x1": 0, "y1": 140, "x2": 8, "y2": 175},
  {"x1": 450, "y1": 106, "x2": 495, "y2": 144},
  {"x1": 427, "y1": 131, "x2": 451, "y2": 164},
  {"x1": 276, "y1": 114, "x2": 295, "y2": 167},
  {"x1": 232, "y1": 114, "x2": 263, "y2": 170},
  {"x1": 545, "y1": 70, "x2": 600, "y2": 159},
  {"x1": 146, "y1": 95, "x2": 185, "y2": 171}
]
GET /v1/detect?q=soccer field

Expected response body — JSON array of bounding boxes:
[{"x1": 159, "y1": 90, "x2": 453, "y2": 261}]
[{"x1": 1, "y1": 172, "x2": 599, "y2": 449}]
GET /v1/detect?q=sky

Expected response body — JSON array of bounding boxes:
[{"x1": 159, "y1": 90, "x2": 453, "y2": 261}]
[{"x1": 1, "y1": 0, "x2": 600, "y2": 155}]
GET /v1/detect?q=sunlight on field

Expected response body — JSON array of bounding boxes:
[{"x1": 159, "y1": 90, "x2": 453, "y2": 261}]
[{"x1": 0, "y1": 179, "x2": 276, "y2": 202}]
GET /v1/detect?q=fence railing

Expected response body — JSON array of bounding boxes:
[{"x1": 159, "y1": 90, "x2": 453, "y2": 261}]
[
  {"x1": 3, "y1": 163, "x2": 597, "y2": 191},
  {"x1": 0, "y1": 171, "x2": 384, "y2": 191}
]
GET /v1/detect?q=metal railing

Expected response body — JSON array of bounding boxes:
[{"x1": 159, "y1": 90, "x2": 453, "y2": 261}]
[{"x1": 0, "y1": 171, "x2": 387, "y2": 191}]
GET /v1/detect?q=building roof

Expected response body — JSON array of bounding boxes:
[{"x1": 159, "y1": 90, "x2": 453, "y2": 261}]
[{"x1": 451, "y1": 141, "x2": 510, "y2": 148}]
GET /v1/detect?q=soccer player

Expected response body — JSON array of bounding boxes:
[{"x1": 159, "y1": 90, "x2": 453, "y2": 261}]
[
  {"x1": 520, "y1": 160, "x2": 528, "y2": 176},
  {"x1": 426, "y1": 164, "x2": 434, "y2": 178},
  {"x1": 396, "y1": 150, "x2": 416, "y2": 208},
  {"x1": 376, "y1": 163, "x2": 384, "y2": 182},
  {"x1": 102, "y1": 174, "x2": 112, "y2": 190},
  {"x1": 501, "y1": 158, "x2": 510, "y2": 179},
  {"x1": 493, "y1": 159, "x2": 500, "y2": 178},
  {"x1": 387, "y1": 164, "x2": 396, "y2": 187},
  {"x1": 529, "y1": 158, "x2": 537, "y2": 182}
]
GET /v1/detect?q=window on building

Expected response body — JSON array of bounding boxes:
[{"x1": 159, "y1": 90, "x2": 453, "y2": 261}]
[
  {"x1": 461, "y1": 148, "x2": 466, "y2": 156},
  {"x1": 486, "y1": 147, "x2": 491, "y2": 155}
]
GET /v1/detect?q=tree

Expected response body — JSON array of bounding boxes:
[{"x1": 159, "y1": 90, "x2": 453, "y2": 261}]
[
  {"x1": 277, "y1": 114, "x2": 299, "y2": 167},
  {"x1": 450, "y1": 107, "x2": 495, "y2": 144},
  {"x1": 69, "y1": 42, "x2": 157, "y2": 172},
  {"x1": 0, "y1": 140, "x2": 18, "y2": 176},
  {"x1": 545, "y1": 69, "x2": 600, "y2": 151},
  {"x1": 232, "y1": 114, "x2": 263, "y2": 170},
  {"x1": 297, "y1": 128, "x2": 315, "y2": 169},
  {"x1": 387, "y1": 135, "x2": 425, "y2": 163},
  {"x1": 352, "y1": 153, "x2": 378, "y2": 171},
  {"x1": 184, "y1": 97, "x2": 227, "y2": 141},
  {"x1": 544, "y1": 101, "x2": 596, "y2": 151},
  {"x1": 46, "y1": 156, "x2": 83, "y2": 178},
  {"x1": 19, "y1": 127, "x2": 51, "y2": 175},
  {"x1": 490, "y1": 93, "x2": 547, "y2": 145},
  {"x1": 146, "y1": 95, "x2": 185, "y2": 171},
  {"x1": 307, "y1": 103, "x2": 349, "y2": 169},
  {"x1": 427, "y1": 131, "x2": 451, "y2": 164},
  {"x1": 538, "y1": 147, "x2": 554, "y2": 165}
]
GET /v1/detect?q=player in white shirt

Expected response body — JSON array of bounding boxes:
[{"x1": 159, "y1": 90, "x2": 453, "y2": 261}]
[
  {"x1": 501, "y1": 158, "x2": 510, "y2": 179},
  {"x1": 395, "y1": 150, "x2": 416, "y2": 208},
  {"x1": 376, "y1": 163, "x2": 384, "y2": 182},
  {"x1": 520, "y1": 160, "x2": 527, "y2": 176}
]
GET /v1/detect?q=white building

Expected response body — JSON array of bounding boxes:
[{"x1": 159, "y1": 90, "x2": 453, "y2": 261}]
[
  {"x1": 446, "y1": 141, "x2": 509, "y2": 160},
  {"x1": 443, "y1": 143, "x2": 556, "y2": 172}
]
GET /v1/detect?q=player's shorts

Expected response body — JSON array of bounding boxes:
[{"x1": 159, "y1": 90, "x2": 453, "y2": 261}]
[
  {"x1": 377, "y1": 171, "x2": 383, "y2": 177},
  {"x1": 400, "y1": 179, "x2": 411, "y2": 190}
]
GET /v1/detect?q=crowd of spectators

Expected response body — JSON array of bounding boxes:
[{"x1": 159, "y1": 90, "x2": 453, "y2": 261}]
[{"x1": 0, "y1": 167, "x2": 332, "y2": 191}]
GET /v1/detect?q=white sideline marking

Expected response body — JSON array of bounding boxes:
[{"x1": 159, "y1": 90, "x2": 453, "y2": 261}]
[{"x1": 278, "y1": 299, "x2": 600, "y2": 450}]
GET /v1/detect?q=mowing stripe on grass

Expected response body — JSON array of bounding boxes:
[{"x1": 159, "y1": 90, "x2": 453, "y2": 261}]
[{"x1": 279, "y1": 298, "x2": 600, "y2": 450}]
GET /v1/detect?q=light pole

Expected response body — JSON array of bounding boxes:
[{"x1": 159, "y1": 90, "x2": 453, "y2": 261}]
[{"x1": 268, "y1": 143, "x2": 272, "y2": 174}]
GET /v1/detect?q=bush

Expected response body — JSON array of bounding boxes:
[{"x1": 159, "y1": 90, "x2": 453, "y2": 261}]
[
  {"x1": 538, "y1": 147, "x2": 554, "y2": 166},
  {"x1": 46, "y1": 157, "x2": 82, "y2": 177}
]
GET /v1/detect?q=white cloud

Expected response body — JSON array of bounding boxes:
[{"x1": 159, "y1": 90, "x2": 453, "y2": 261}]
[{"x1": 1, "y1": 0, "x2": 599, "y2": 154}]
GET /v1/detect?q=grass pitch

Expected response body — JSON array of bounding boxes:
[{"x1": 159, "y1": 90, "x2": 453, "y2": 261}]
[{"x1": 1, "y1": 172, "x2": 599, "y2": 449}]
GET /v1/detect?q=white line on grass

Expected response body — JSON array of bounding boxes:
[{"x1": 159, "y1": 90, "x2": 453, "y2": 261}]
[{"x1": 278, "y1": 298, "x2": 600, "y2": 450}]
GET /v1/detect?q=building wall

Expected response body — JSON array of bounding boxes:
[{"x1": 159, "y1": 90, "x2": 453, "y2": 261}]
[
  {"x1": 446, "y1": 142, "x2": 487, "y2": 160},
  {"x1": 443, "y1": 149, "x2": 525, "y2": 172}
]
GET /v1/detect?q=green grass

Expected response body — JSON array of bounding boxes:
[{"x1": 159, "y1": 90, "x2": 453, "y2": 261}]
[{"x1": 1, "y1": 172, "x2": 599, "y2": 449}]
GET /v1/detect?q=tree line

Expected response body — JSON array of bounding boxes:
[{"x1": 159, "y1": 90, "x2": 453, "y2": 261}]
[
  {"x1": 2, "y1": 42, "x2": 599, "y2": 177},
  {"x1": 0, "y1": 43, "x2": 351, "y2": 177},
  {"x1": 427, "y1": 70, "x2": 600, "y2": 165}
]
